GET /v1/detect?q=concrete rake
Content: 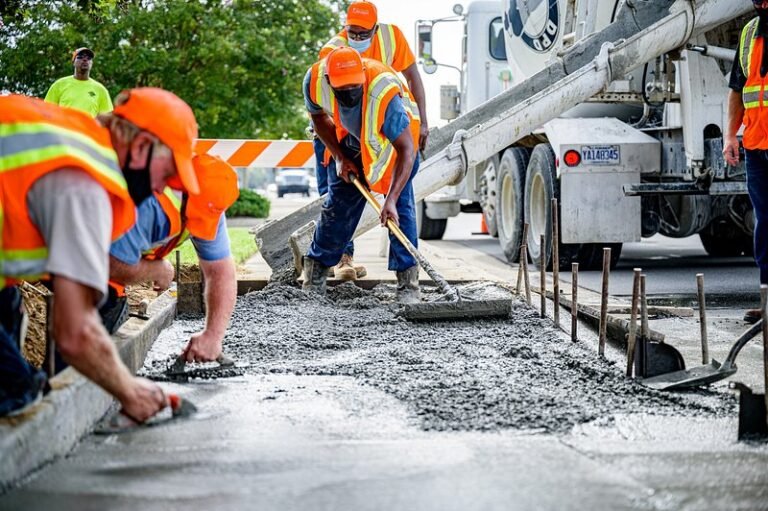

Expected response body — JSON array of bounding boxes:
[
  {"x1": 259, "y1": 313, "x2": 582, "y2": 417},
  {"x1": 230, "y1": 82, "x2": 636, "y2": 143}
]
[{"x1": 349, "y1": 174, "x2": 511, "y2": 322}]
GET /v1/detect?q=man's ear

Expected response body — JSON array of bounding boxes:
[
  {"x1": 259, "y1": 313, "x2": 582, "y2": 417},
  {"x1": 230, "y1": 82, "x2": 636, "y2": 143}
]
[{"x1": 128, "y1": 132, "x2": 154, "y2": 169}]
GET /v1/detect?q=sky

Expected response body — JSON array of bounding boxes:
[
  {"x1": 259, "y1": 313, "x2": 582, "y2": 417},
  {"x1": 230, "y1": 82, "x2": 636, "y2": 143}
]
[{"x1": 373, "y1": 1, "x2": 469, "y2": 127}]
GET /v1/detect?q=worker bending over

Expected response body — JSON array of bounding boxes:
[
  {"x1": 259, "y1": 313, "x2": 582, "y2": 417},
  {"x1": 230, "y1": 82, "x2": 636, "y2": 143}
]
[
  {"x1": 312, "y1": 0, "x2": 428, "y2": 281},
  {"x1": 302, "y1": 47, "x2": 421, "y2": 302},
  {"x1": 105, "y1": 154, "x2": 239, "y2": 362},
  {"x1": 0, "y1": 88, "x2": 199, "y2": 420}
]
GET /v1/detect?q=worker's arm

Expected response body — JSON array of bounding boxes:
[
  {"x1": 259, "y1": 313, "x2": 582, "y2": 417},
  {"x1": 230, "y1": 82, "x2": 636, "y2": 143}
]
[
  {"x1": 401, "y1": 63, "x2": 429, "y2": 151},
  {"x1": 380, "y1": 128, "x2": 415, "y2": 227},
  {"x1": 53, "y1": 275, "x2": 167, "y2": 422},
  {"x1": 724, "y1": 90, "x2": 745, "y2": 166},
  {"x1": 182, "y1": 256, "x2": 237, "y2": 362},
  {"x1": 109, "y1": 255, "x2": 175, "y2": 292},
  {"x1": 311, "y1": 111, "x2": 359, "y2": 183}
]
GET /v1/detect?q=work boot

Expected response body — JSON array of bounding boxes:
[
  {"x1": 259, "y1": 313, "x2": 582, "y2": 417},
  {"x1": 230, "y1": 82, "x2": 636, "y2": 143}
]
[
  {"x1": 744, "y1": 308, "x2": 762, "y2": 324},
  {"x1": 333, "y1": 254, "x2": 358, "y2": 282},
  {"x1": 328, "y1": 261, "x2": 368, "y2": 279},
  {"x1": 301, "y1": 257, "x2": 329, "y2": 295},
  {"x1": 396, "y1": 265, "x2": 421, "y2": 304}
]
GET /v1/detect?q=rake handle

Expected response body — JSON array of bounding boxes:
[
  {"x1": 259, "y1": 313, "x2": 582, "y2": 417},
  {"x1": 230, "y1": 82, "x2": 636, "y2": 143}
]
[{"x1": 349, "y1": 174, "x2": 457, "y2": 299}]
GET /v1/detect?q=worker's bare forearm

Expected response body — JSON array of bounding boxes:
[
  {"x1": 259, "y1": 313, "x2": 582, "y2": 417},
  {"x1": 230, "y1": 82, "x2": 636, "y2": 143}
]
[
  {"x1": 726, "y1": 90, "x2": 745, "y2": 139},
  {"x1": 386, "y1": 130, "x2": 415, "y2": 203},
  {"x1": 110, "y1": 256, "x2": 163, "y2": 286},
  {"x1": 52, "y1": 275, "x2": 134, "y2": 401},
  {"x1": 200, "y1": 257, "x2": 237, "y2": 338},
  {"x1": 311, "y1": 113, "x2": 344, "y2": 161},
  {"x1": 403, "y1": 64, "x2": 428, "y2": 127}
]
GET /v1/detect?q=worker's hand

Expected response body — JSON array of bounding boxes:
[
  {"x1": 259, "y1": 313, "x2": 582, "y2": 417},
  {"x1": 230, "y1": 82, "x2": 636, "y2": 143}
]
[
  {"x1": 119, "y1": 377, "x2": 168, "y2": 423},
  {"x1": 151, "y1": 260, "x2": 175, "y2": 294},
  {"x1": 337, "y1": 156, "x2": 360, "y2": 184},
  {"x1": 380, "y1": 197, "x2": 399, "y2": 227},
  {"x1": 723, "y1": 135, "x2": 740, "y2": 166},
  {"x1": 419, "y1": 123, "x2": 429, "y2": 152},
  {"x1": 182, "y1": 330, "x2": 222, "y2": 363}
]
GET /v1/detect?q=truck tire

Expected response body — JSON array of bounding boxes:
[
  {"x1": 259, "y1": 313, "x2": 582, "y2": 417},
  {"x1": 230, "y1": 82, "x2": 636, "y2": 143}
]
[
  {"x1": 479, "y1": 155, "x2": 500, "y2": 237},
  {"x1": 524, "y1": 143, "x2": 580, "y2": 270},
  {"x1": 417, "y1": 200, "x2": 447, "y2": 240},
  {"x1": 578, "y1": 243, "x2": 623, "y2": 271},
  {"x1": 699, "y1": 219, "x2": 753, "y2": 257},
  {"x1": 497, "y1": 147, "x2": 529, "y2": 262}
]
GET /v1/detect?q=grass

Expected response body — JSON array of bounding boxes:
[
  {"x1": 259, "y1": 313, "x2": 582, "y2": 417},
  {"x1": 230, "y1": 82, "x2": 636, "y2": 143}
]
[{"x1": 165, "y1": 227, "x2": 258, "y2": 266}]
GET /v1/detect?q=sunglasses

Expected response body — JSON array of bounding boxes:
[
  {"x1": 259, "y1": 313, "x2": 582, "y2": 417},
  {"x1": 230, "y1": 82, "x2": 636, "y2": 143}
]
[
  {"x1": 347, "y1": 26, "x2": 376, "y2": 41},
  {"x1": 75, "y1": 53, "x2": 93, "y2": 60}
]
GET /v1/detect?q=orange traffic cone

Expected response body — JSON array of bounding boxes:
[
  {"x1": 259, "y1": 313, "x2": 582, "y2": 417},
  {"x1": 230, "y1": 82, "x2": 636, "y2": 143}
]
[{"x1": 480, "y1": 214, "x2": 489, "y2": 235}]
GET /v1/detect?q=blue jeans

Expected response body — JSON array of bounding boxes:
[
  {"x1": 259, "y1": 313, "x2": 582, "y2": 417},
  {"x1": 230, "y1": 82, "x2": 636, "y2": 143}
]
[
  {"x1": 746, "y1": 149, "x2": 768, "y2": 284},
  {"x1": 0, "y1": 287, "x2": 46, "y2": 416},
  {"x1": 314, "y1": 138, "x2": 353, "y2": 257},
  {"x1": 308, "y1": 154, "x2": 420, "y2": 272}
]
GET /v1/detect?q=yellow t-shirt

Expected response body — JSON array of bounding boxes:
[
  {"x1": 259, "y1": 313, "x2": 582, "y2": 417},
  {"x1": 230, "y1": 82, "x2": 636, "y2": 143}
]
[{"x1": 44, "y1": 76, "x2": 113, "y2": 117}]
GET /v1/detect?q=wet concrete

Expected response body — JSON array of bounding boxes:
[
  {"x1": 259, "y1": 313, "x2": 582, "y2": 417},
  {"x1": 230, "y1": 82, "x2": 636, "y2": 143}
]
[{"x1": 141, "y1": 282, "x2": 733, "y2": 434}]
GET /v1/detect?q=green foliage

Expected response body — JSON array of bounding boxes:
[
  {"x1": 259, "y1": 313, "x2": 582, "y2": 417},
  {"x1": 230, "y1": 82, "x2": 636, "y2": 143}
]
[
  {"x1": 0, "y1": 0, "x2": 346, "y2": 138},
  {"x1": 226, "y1": 188, "x2": 270, "y2": 218},
  {"x1": 168, "y1": 227, "x2": 258, "y2": 265}
]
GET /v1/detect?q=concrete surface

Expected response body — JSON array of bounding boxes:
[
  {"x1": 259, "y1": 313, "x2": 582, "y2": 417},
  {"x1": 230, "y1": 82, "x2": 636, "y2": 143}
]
[{"x1": 0, "y1": 292, "x2": 176, "y2": 491}]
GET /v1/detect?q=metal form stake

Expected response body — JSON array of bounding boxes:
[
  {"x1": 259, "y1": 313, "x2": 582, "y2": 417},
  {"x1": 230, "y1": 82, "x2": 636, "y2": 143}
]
[
  {"x1": 175, "y1": 250, "x2": 181, "y2": 319},
  {"x1": 640, "y1": 274, "x2": 649, "y2": 339},
  {"x1": 626, "y1": 268, "x2": 641, "y2": 377},
  {"x1": 516, "y1": 223, "x2": 530, "y2": 294},
  {"x1": 762, "y1": 284, "x2": 768, "y2": 431},
  {"x1": 551, "y1": 199, "x2": 560, "y2": 326},
  {"x1": 598, "y1": 248, "x2": 611, "y2": 357},
  {"x1": 697, "y1": 273, "x2": 709, "y2": 365},
  {"x1": 571, "y1": 263, "x2": 579, "y2": 342},
  {"x1": 540, "y1": 234, "x2": 546, "y2": 319},
  {"x1": 45, "y1": 295, "x2": 55, "y2": 379},
  {"x1": 521, "y1": 244, "x2": 531, "y2": 305}
]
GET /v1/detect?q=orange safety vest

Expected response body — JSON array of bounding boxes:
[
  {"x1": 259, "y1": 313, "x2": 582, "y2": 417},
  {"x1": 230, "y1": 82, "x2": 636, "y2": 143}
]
[
  {"x1": 739, "y1": 17, "x2": 768, "y2": 150},
  {"x1": 143, "y1": 187, "x2": 189, "y2": 261},
  {"x1": 0, "y1": 95, "x2": 135, "y2": 288},
  {"x1": 320, "y1": 23, "x2": 400, "y2": 68},
  {"x1": 308, "y1": 59, "x2": 421, "y2": 194}
]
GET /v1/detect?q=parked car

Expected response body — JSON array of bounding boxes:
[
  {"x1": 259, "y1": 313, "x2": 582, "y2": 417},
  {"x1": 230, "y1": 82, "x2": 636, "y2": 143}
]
[{"x1": 276, "y1": 169, "x2": 310, "y2": 198}]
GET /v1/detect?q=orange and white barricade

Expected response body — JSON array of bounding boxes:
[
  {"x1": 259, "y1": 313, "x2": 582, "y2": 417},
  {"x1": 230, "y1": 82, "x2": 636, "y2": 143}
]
[{"x1": 194, "y1": 139, "x2": 315, "y2": 168}]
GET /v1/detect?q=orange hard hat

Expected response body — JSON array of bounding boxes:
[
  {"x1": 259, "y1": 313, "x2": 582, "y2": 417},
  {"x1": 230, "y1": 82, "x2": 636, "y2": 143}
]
[
  {"x1": 325, "y1": 47, "x2": 365, "y2": 88},
  {"x1": 112, "y1": 87, "x2": 200, "y2": 195},
  {"x1": 185, "y1": 154, "x2": 239, "y2": 240},
  {"x1": 346, "y1": 1, "x2": 377, "y2": 30}
]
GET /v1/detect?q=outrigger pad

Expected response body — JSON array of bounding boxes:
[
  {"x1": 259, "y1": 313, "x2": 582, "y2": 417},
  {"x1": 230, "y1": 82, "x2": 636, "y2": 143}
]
[{"x1": 397, "y1": 299, "x2": 512, "y2": 322}]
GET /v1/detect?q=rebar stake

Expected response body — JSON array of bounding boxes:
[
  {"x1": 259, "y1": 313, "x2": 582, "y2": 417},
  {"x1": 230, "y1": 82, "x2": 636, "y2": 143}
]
[
  {"x1": 521, "y1": 244, "x2": 531, "y2": 305},
  {"x1": 599, "y1": 248, "x2": 611, "y2": 357},
  {"x1": 175, "y1": 250, "x2": 181, "y2": 319},
  {"x1": 551, "y1": 198, "x2": 560, "y2": 327},
  {"x1": 516, "y1": 223, "x2": 529, "y2": 294},
  {"x1": 697, "y1": 273, "x2": 709, "y2": 365},
  {"x1": 571, "y1": 262, "x2": 579, "y2": 342},
  {"x1": 540, "y1": 234, "x2": 546, "y2": 319},
  {"x1": 626, "y1": 268, "x2": 641, "y2": 377}
]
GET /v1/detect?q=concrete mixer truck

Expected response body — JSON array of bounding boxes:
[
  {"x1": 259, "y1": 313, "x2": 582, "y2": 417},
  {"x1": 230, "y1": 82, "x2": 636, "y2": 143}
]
[{"x1": 417, "y1": 0, "x2": 754, "y2": 269}]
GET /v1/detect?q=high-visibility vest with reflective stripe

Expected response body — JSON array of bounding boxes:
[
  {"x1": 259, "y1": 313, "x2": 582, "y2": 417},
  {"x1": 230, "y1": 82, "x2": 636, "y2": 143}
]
[
  {"x1": 143, "y1": 187, "x2": 190, "y2": 261},
  {"x1": 739, "y1": 17, "x2": 768, "y2": 150},
  {"x1": 320, "y1": 23, "x2": 398, "y2": 68},
  {"x1": 0, "y1": 95, "x2": 135, "y2": 288},
  {"x1": 308, "y1": 59, "x2": 420, "y2": 194}
]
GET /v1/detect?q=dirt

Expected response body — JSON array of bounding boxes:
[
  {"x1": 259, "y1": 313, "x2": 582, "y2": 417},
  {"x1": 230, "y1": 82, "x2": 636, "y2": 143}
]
[
  {"x1": 19, "y1": 283, "x2": 49, "y2": 369},
  {"x1": 143, "y1": 281, "x2": 735, "y2": 434}
]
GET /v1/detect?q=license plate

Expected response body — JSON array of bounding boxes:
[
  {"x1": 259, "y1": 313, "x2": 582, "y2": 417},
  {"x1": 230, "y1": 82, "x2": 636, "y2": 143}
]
[{"x1": 581, "y1": 145, "x2": 620, "y2": 166}]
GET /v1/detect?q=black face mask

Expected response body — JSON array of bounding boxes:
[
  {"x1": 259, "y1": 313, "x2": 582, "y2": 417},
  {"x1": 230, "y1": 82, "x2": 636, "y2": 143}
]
[
  {"x1": 333, "y1": 86, "x2": 364, "y2": 108},
  {"x1": 123, "y1": 144, "x2": 154, "y2": 205},
  {"x1": 757, "y1": 6, "x2": 768, "y2": 29}
]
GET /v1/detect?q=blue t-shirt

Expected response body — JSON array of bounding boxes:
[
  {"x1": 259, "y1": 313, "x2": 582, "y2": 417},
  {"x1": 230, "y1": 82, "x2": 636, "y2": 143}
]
[
  {"x1": 303, "y1": 70, "x2": 410, "y2": 145},
  {"x1": 110, "y1": 195, "x2": 231, "y2": 265}
]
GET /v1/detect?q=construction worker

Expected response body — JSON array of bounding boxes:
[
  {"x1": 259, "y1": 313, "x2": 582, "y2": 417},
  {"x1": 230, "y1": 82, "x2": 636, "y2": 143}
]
[
  {"x1": 0, "y1": 88, "x2": 200, "y2": 421},
  {"x1": 302, "y1": 47, "x2": 421, "y2": 302},
  {"x1": 725, "y1": 0, "x2": 768, "y2": 323},
  {"x1": 45, "y1": 47, "x2": 113, "y2": 117},
  {"x1": 105, "y1": 154, "x2": 239, "y2": 362},
  {"x1": 313, "y1": 0, "x2": 428, "y2": 281}
]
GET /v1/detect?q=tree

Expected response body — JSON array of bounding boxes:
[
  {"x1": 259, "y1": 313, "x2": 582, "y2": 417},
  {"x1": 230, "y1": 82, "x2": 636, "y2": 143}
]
[{"x1": 0, "y1": 0, "x2": 348, "y2": 138}]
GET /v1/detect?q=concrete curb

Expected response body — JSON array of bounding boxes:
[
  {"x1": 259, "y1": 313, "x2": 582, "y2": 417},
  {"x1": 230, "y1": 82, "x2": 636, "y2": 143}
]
[{"x1": 0, "y1": 293, "x2": 176, "y2": 492}]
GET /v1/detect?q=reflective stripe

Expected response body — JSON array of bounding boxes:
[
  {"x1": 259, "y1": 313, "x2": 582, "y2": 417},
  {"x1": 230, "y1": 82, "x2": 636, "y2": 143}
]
[
  {"x1": 0, "y1": 123, "x2": 124, "y2": 186},
  {"x1": 324, "y1": 34, "x2": 348, "y2": 53},
  {"x1": 740, "y1": 18, "x2": 759, "y2": 76},
  {"x1": 1, "y1": 248, "x2": 48, "y2": 281},
  {"x1": 377, "y1": 24, "x2": 396, "y2": 66},
  {"x1": 364, "y1": 73, "x2": 401, "y2": 184},
  {"x1": 162, "y1": 187, "x2": 182, "y2": 210},
  {"x1": 315, "y1": 61, "x2": 336, "y2": 115}
]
